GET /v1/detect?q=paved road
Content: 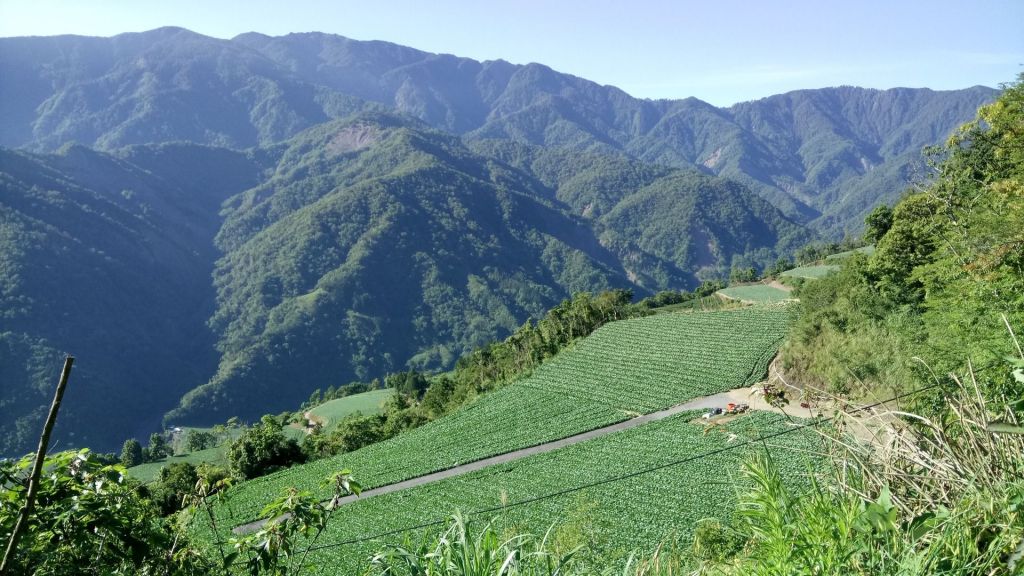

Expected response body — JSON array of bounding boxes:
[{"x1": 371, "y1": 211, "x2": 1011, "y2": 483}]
[{"x1": 233, "y1": 386, "x2": 809, "y2": 534}]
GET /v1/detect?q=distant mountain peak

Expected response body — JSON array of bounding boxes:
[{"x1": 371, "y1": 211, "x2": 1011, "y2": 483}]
[{"x1": 0, "y1": 28, "x2": 997, "y2": 234}]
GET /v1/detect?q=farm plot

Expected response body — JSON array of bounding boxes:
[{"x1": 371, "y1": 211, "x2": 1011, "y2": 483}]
[
  {"x1": 717, "y1": 284, "x2": 793, "y2": 304},
  {"x1": 212, "y1": 385, "x2": 625, "y2": 523},
  {"x1": 203, "y1": 412, "x2": 822, "y2": 574},
  {"x1": 128, "y1": 444, "x2": 229, "y2": 484},
  {"x1": 208, "y1": 306, "x2": 795, "y2": 525},
  {"x1": 780, "y1": 264, "x2": 840, "y2": 279},
  {"x1": 517, "y1": 306, "x2": 794, "y2": 413},
  {"x1": 307, "y1": 388, "x2": 394, "y2": 431}
]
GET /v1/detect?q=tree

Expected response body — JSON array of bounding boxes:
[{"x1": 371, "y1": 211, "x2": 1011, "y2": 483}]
[
  {"x1": 227, "y1": 415, "x2": 305, "y2": 480},
  {"x1": 730, "y1": 266, "x2": 757, "y2": 283},
  {"x1": 864, "y1": 204, "x2": 894, "y2": 243},
  {"x1": 119, "y1": 438, "x2": 143, "y2": 467},
  {"x1": 695, "y1": 280, "x2": 726, "y2": 296},
  {"x1": 0, "y1": 450, "x2": 199, "y2": 574},
  {"x1": 420, "y1": 376, "x2": 456, "y2": 418},
  {"x1": 766, "y1": 257, "x2": 793, "y2": 278},
  {"x1": 326, "y1": 414, "x2": 386, "y2": 455},
  {"x1": 185, "y1": 429, "x2": 217, "y2": 452},
  {"x1": 151, "y1": 462, "x2": 199, "y2": 515},
  {"x1": 386, "y1": 370, "x2": 430, "y2": 400},
  {"x1": 148, "y1": 432, "x2": 169, "y2": 461}
]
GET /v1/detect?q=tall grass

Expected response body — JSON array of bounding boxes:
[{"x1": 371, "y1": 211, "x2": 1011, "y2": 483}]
[
  {"x1": 368, "y1": 512, "x2": 697, "y2": 576},
  {"x1": 369, "y1": 513, "x2": 581, "y2": 576},
  {"x1": 712, "y1": 332, "x2": 1024, "y2": 576}
]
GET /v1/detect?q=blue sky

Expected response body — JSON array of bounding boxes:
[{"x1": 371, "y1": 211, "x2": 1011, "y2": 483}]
[{"x1": 1, "y1": 0, "x2": 1021, "y2": 105}]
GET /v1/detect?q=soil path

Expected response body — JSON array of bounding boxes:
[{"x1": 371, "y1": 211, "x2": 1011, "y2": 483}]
[{"x1": 233, "y1": 385, "x2": 816, "y2": 534}]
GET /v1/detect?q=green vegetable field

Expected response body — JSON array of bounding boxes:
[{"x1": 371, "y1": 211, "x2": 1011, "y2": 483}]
[
  {"x1": 516, "y1": 307, "x2": 794, "y2": 412},
  {"x1": 780, "y1": 264, "x2": 840, "y2": 279},
  {"x1": 205, "y1": 306, "x2": 795, "y2": 526},
  {"x1": 716, "y1": 284, "x2": 793, "y2": 304},
  {"x1": 128, "y1": 445, "x2": 230, "y2": 484},
  {"x1": 307, "y1": 388, "x2": 394, "y2": 431},
  {"x1": 203, "y1": 412, "x2": 822, "y2": 573}
]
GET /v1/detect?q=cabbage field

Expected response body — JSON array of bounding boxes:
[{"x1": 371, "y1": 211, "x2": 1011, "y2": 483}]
[
  {"x1": 203, "y1": 306, "x2": 795, "y2": 528},
  {"x1": 516, "y1": 307, "x2": 794, "y2": 412},
  {"x1": 211, "y1": 411, "x2": 823, "y2": 574}
]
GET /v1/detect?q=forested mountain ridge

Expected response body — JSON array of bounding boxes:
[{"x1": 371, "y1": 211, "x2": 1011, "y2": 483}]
[
  {"x1": 167, "y1": 112, "x2": 805, "y2": 424},
  {"x1": 0, "y1": 28, "x2": 996, "y2": 234},
  {"x1": 469, "y1": 140, "x2": 811, "y2": 280},
  {"x1": 0, "y1": 143, "x2": 266, "y2": 453},
  {"x1": 0, "y1": 111, "x2": 805, "y2": 450},
  {"x1": 0, "y1": 27, "x2": 374, "y2": 150}
]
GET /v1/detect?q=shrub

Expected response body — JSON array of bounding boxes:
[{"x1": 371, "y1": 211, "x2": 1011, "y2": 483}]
[{"x1": 227, "y1": 415, "x2": 306, "y2": 480}]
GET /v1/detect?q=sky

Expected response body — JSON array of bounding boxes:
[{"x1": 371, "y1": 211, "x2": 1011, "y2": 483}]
[{"x1": 1, "y1": 0, "x2": 1021, "y2": 106}]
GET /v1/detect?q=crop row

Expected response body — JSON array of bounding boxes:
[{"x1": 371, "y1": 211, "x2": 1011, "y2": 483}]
[
  {"x1": 241, "y1": 412, "x2": 824, "y2": 574},
  {"x1": 519, "y1": 307, "x2": 794, "y2": 411},
  {"x1": 213, "y1": 385, "x2": 625, "y2": 522},
  {"x1": 207, "y1": 306, "x2": 795, "y2": 526}
]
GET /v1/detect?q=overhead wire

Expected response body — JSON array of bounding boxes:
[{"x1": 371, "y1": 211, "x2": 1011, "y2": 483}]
[{"x1": 290, "y1": 382, "x2": 941, "y2": 552}]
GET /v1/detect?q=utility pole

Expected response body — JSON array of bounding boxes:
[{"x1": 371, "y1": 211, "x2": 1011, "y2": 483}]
[{"x1": 1, "y1": 355, "x2": 74, "y2": 575}]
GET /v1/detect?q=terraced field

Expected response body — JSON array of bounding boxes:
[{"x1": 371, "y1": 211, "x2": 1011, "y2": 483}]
[
  {"x1": 780, "y1": 264, "x2": 840, "y2": 279},
  {"x1": 203, "y1": 412, "x2": 822, "y2": 573},
  {"x1": 717, "y1": 284, "x2": 793, "y2": 304},
  {"x1": 204, "y1": 306, "x2": 795, "y2": 526}
]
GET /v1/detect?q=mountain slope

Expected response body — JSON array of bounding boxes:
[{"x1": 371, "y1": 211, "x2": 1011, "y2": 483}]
[
  {"x1": 470, "y1": 140, "x2": 811, "y2": 284},
  {"x1": 231, "y1": 32, "x2": 995, "y2": 231},
  {"x1": 0, "y1": 143, "x2": 264, "y2": 453},
  {"x1": 0, "y1": 27, "x2": 372, "y2": 150},
  {"x1": 171, "y1": 113, "x2": 806, "y2": 424},
  {"x1": 1, "y1": 29, "x2": 996, "y2": 233},
  {"x1": 167, "y1": 113, "x2": 636, "y2": 423}
]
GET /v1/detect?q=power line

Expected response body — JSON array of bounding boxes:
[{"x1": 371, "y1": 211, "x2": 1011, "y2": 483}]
[{"x1": 292, "y1": 382, "x2": 940, "y2": 553}]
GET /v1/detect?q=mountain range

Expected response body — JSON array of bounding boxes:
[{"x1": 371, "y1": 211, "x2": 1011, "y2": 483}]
[{"x1": 0, "y1": 27, "x2": 997, "y2": 453}]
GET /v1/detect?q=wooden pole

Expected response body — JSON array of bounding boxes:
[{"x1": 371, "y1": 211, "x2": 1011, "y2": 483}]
[{"x1": 0, "y1": 355, "x2": 74, "y2": 575}]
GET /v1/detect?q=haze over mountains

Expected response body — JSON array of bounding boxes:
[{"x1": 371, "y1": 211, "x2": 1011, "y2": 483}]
[{"x1": 0, "y1": 27, "x2": 997, "y2": 453}]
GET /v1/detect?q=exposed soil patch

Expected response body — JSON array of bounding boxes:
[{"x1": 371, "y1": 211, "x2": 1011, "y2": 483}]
[{"x1": 326, "y1": 124, "x2": 382, "y2": 156}]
